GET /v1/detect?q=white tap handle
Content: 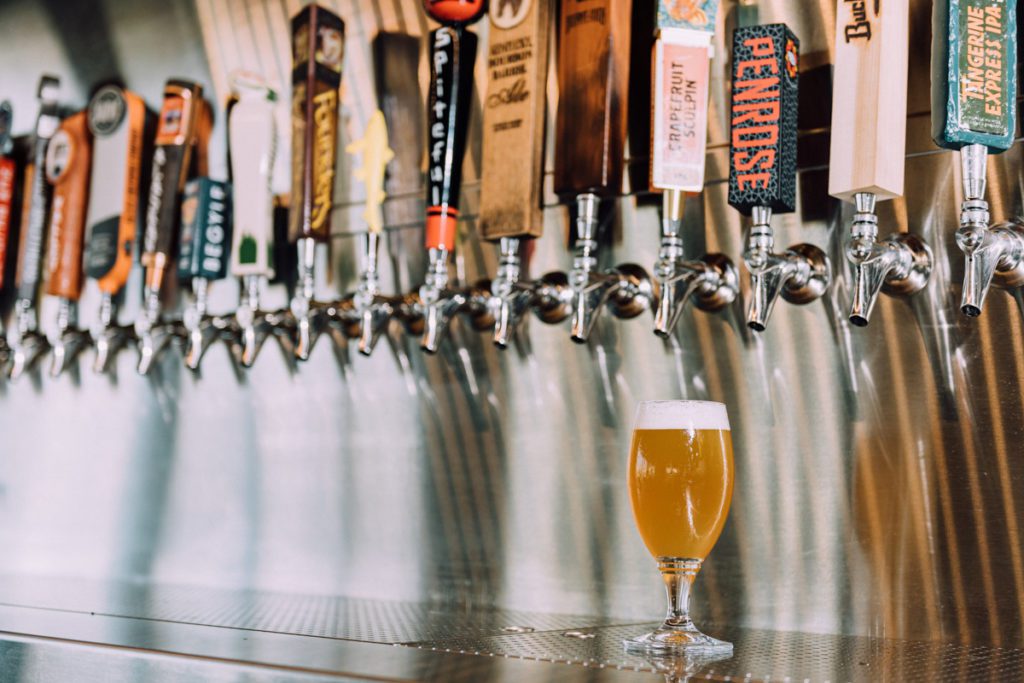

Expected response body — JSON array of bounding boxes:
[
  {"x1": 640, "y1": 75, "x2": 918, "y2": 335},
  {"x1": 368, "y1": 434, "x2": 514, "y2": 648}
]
[{"x1": 229, "y1": 71, "x2": 277, "y2": 279}]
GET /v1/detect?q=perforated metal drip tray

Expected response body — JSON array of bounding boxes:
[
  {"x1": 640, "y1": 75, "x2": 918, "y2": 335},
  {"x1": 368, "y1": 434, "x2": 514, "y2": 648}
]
[{"x1": 0, "y1": 576, "x2": 1020, "y2": 682}]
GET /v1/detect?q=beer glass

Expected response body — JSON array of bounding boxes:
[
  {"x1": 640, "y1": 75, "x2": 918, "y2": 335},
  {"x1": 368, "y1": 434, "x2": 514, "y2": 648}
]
[{"x1": 624, "y1": 400, "x2": 734, "y2": 654}]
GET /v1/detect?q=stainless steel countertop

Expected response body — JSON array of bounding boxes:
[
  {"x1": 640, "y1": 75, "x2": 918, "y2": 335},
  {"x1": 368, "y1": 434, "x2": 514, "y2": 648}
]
[{"x1": 0, "y1": 576, "x2": 1019, "y2": 682}]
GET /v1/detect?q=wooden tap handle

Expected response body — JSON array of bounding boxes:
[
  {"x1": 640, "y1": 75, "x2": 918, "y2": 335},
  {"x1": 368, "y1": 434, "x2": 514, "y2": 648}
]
[
  {"x1": 84, "y1": 85, "x2": 150, "y2": 296},
  {"x1": 479, "y1": 0, "x2": 552, "y2": 241},
  {"x1": 727, "y1": 24, "x2": 799, "y2": 216},
  {"x1": 288, "y1": 4, "x2": 345, "y2": 244},
  {"x1": 0, "y1": 100, "x2": 14, "y2": 292},
  {"x1": 931, "y1": 0, "x2": 1016, "y2": 152},
  {"x1": 829, "y1": 0, "x2": 908, "y2": 202},
  {"x1": 553, "y1": 0, "x2": 633, "y2": 201},
  {"x1": 141, "y1": 79, "x2": 209, "y2": 293},
  {"x1": 16, "y1": 75, "x2": 61, "y2": 305},
  {"x1": 372, "y1": 32, "x2": 423, "y2": 232},
  {"x1": 177, "y1": 177, "x2": 232, "y2": 281},
  {"x1": 424, "y1": 24, "x2": 478, "y2": 252},
  {"x1": 229, "y1": 73, "x2": 277, "y2": 278},
  {"x1": 44, "y1": 111, "x2": 92, "y2": 301}
]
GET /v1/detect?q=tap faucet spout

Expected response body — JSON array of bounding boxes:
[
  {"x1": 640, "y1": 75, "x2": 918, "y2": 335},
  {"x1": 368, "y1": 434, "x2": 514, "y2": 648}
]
[
  {"x1": 955, "y1": 144, "x2": 1024, "y2": 316},
  {"x1": 653, "y1": 191, "x2": 738, "y2": 337},
  {"x1": 290, "y1": 237, "x2": 326, "y2": 360},
  {"x1": 491, "y1": 237, "x2": 535, "y2": 349},
  {"x1": 743, "y1": 206, "x2": 830, "y2": 332},
  {"x1": 9, "y1": 301, "x2": 49, "y2": 381},
  {"x1": 49, "y1": 299, "x2": 91, "y2": 377},
  {"x1": 92, "y1": 293, "x2": 135, "y2": 374},
  {"x1": 846, "y1": 192, "x2": 932, "y2": 326}
]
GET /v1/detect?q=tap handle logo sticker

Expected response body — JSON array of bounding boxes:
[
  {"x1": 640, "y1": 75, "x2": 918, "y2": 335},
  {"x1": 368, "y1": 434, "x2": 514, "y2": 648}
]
[
  {"x1": 931, "y1": 0, "x2": 1016, "y2": 152},
  {"x1": 177, "y1": 177, "x2": 232, "y2": 281},
  {"x1": 727, "y1": 24, "x2": 799, "y2": 216},
  {"x1": 45, "y1": 111, "x2": 92, "y2": 301},
  {"x1": 424, "y1": 0, "x2": 487, "y2": 25},
  {"x1": 425, "y1": 25, "x2": 478, "y2": 252},
  {"x1": 346, "y1": 110, "x2": 394, "y2": 236},
  {"x1": 16, "y1": 75, "x2": 61, "y2": 305}
]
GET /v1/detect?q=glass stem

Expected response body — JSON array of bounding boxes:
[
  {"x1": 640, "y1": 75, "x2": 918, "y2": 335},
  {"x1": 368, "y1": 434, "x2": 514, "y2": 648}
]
[{"x1": 658, "y1": 557, "x2": 702, "y2": 629}]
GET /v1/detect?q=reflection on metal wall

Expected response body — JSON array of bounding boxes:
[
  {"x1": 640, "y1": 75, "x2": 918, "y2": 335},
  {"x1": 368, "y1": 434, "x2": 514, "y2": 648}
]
[{"x1": 0, "y1": 0, "x2": 1022, "y2": 651}]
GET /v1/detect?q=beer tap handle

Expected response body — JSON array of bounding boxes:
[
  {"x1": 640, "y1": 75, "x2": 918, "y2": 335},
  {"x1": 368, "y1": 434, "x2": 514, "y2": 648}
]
[
  {"x1": 480, "y1": 0, "x2": 553, "y2": 348},
  {"x1": 44, "y1": 111, "x2": 93, "y2": 376},
  {"x1": 650, "y1": 2, "x2": 739, "y2": 338},
  {"x1": 0, "y1": 101, "x2": 14, "y2": 365},
  {"x1": 729, "y1": 24, "x2": 828, "y2": 332},
  {"x1": 179, "y1": 178, "x2": 232, "y2": 370},
  {"x1": 84, "y1": 85, "x2": 149, "y2": 374},
  {"x1": 932, "y1": 0, "x2": 1020, "y2": 316},
  {"x1": 419, "y1": 0, "x2": 485, "y2": 353},
  {"x1": 829, "y1": 0, "x2": 930, "y2": 326},
  {"x1": 10, "y1": 76, "x2": 61, "y2": 381},
  {"x1": 288, "y1": 4, "x2": 345, "y2": 360},
  {"x1": 346, "y1": 110, "x2": 394, "y2": 356},
  {"x1": 228, "y1": 71, "x2": 277, "y2": 367},
  {"x1": 137, "y1": 79, "x2": 209, "y2": 375},
  {"x1": 553, "y1": 0, "x2": 636, "y2": 344}
]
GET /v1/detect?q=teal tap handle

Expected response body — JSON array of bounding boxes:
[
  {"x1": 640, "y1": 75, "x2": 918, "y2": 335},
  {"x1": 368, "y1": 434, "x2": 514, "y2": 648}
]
[{"x1": 931, "y1": 0, "x2": 1017, "y2": 152}]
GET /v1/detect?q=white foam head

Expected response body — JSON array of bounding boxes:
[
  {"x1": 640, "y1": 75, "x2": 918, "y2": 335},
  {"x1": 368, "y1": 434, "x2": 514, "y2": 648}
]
[{"x1": 633, "y1": 400, "x2": 730, "y2": 430}]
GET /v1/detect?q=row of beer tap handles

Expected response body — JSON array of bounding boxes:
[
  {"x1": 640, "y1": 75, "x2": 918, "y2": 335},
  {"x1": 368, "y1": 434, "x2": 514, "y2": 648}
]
[{"x1": 3, "y1": 0, "x2": 1023, "y2": 379}]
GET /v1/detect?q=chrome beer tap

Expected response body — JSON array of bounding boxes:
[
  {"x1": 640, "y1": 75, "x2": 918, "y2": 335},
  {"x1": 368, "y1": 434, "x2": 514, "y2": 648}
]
[
  {"x1": 653, "y1": 192, "x2": 738, "y2": 337},
  {"x1": 418, "y1": 0, "x2": 488, "y2": 354},
  {"x1": 45, "y1": 110, "x2": 94, "y2": 377},
  {"x1": 287, "y1": 4, "x2": 345, "y2": 361},
  {"x1": 844, "y1": 193, "x2": 931, "y2": 326},
  {"x1": 83, "y1": 85, "x2": 150, "y2": 374},
  {"x1": 136, "y1": 80, "x2": 210, "y2": 375},
  {"x1": 180, "y1": 178, "x2": 233, "y2": 370},
  {"x1": 478, "y1": 0, "x2": 553, "y2": 349},
  {"x1": 552, "y1": 0, "x2": 646, "y2": 344},
  {"x1": 346, "y1": 110, "x2": 395, "y2": 356},
  {"x1": 567, "y1": 193, "x2": 653, "y2": 344},
  {"x1": 646, "y1": 5, "x2": 737, "y2": 338},
  {"x1": 932, "y1": 0, "x2": 1020, "y2": 316},
  {"x1": 728, "y1": 24, "x2": 829, "y2": 332},
  {"x1": 227, "y1": 71, "x2": 282, "y2": 367},
  {"x1": 9, "y1": 76, "x2": 61, "y2": 381},
  {"x1": 828, "y1": 0, "x2": 930, "y2": 326},
  {"x1": 955, "y1": 146, "x2": 1024, "y2": 316}
]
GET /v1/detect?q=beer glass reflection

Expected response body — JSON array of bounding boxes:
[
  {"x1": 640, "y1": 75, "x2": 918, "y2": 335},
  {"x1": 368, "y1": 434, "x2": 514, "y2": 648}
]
[{"x1": 626, "y1": 400, "x2": 734, "y2": 654}]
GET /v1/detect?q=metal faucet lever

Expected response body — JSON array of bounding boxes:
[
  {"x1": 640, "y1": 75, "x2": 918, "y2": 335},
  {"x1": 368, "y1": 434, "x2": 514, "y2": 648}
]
[
  {"x1": 569, "y1": 193, "x2": 654, "y2": 344},
  {"x1": 955, "y1": 144, "x2": 1024, "y2": 316},
  {"x1": 92, "y1": 293, "x2": 135, "y2": 374},
  {"x1": 743, "y1": 206, "x2": 830, "y2": 332},
  {"x1": 420, "y1": 247, "x2": 493, "y2": 354},
  {"x1": 491, "y1": 237, "x2": 536, "y2": 349},
  {"x1": 845, "y1": 192, "x2": 932, "y2": 326},
  {"x1": 50, "y1": 299, "x2": 91, "y2": 377},
  {"x1": 652, "y1": 191, "x2": 738, "y2": 338}
]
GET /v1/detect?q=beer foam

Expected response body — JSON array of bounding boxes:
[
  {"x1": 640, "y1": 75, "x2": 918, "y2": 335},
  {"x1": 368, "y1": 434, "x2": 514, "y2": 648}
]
[{"x1": 633, "y1": 400, "x2": 730, "y2": 431}]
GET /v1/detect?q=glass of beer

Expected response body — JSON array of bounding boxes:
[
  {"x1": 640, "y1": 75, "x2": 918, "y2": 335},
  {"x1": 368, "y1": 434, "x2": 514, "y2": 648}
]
[{"x1": 624, "y1": 400, "x2": 734, "y2": 654}]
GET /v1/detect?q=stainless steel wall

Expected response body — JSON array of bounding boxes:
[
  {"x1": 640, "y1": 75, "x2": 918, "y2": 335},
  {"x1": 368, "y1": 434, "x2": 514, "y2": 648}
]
[{"x1": 0, "y1": 0, "x2": 1022, "y2": 649}]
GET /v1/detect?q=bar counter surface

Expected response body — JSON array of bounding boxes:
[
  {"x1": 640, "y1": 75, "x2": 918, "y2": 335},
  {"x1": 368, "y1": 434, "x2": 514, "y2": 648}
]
[{"x1": 0, "y1": 575, "x2": 1018, "y2": 682}]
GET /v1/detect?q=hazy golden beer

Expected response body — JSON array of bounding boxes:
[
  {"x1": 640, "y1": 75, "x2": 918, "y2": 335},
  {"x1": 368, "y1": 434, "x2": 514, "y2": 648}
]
[{"x1": 629, "y1": 402, "x2": 734, "y2": 559}]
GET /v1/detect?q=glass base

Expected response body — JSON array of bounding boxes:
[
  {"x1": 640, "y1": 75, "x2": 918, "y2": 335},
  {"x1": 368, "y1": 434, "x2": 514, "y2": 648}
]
[{"x1": 624, "y1": 622, "x2": 733, "y2": 655}]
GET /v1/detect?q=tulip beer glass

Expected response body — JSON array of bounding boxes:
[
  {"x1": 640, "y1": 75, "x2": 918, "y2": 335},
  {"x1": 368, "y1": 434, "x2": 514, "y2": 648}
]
[{"x1": 625, "y1": 400, "x2": 735, "y2": 654}]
